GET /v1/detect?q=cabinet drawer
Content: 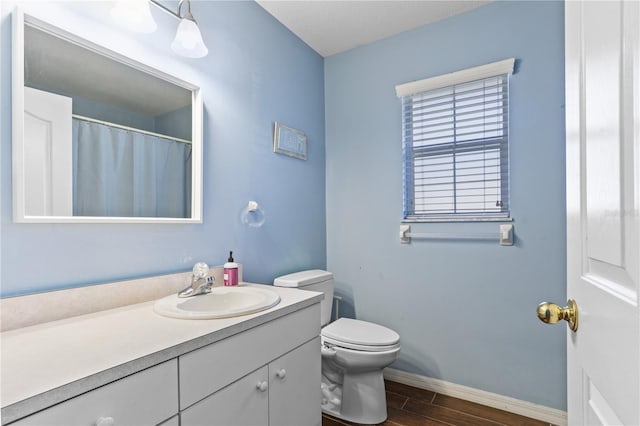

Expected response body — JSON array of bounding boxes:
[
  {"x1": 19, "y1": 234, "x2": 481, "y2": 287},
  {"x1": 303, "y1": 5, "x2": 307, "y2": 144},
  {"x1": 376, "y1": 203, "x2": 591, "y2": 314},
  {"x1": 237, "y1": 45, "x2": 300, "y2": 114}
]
[
  {"x1": 12, "y1": 360, "x2": 178, "y2": 426},
  {"x1": 181, "y1": 366, "x2": 269, "y2": 426},
  {"x1": 179, "y1": 303, "x2": 320, "y2": 409}
]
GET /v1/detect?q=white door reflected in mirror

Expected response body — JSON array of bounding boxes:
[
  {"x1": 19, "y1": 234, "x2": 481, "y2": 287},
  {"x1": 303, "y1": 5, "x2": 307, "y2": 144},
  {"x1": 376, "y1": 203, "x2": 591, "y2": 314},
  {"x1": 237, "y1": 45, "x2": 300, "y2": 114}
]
[{"x1": 23, "y1": 87, "x2": 72, "y2": 217}]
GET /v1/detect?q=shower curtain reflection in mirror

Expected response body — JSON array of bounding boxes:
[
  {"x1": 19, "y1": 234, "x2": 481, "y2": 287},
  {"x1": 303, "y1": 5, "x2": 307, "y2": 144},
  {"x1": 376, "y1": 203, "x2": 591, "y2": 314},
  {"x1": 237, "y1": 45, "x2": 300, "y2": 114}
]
[{"x1": 72, "y1": 119, "x2": 192, "y2": 218}]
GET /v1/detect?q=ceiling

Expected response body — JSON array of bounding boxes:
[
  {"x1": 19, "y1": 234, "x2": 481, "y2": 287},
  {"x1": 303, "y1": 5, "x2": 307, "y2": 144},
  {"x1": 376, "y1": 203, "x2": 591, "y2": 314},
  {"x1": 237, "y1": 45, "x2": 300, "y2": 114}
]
[
  {"x1": 255, "y1": 0, "x2": 491, "y2": 57},
  {"x1": 24, "y1": 24, "x2": 191, "y2": 117}
]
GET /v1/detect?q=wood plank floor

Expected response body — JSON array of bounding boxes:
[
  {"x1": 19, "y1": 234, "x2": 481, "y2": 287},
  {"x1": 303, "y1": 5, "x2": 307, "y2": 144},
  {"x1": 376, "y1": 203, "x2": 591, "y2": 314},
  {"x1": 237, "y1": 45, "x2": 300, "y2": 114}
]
[{"x1": 322, "y1": 381, "x2": 555, "y2": 426}]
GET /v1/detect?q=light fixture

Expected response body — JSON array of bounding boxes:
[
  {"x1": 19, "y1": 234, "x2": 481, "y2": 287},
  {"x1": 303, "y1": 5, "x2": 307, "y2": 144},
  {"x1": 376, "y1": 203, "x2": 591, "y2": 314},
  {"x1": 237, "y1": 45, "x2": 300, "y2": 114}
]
[
  {"x1": 111, "y1": 0, "x2": 208, "y2": 59},
  {"x1": 110, "y1": 0, "x2": 157, "y2": 34},
  {"x1": 171, "y1": 0, "x2": 208, "y2": 58}
]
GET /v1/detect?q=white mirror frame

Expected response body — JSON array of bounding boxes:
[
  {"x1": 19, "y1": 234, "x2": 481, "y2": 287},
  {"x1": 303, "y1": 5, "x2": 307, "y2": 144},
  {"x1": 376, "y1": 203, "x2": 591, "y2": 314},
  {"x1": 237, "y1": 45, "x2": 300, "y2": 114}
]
[{"x1": 12, "y1": 8, "x2": 204, "y2": 224}]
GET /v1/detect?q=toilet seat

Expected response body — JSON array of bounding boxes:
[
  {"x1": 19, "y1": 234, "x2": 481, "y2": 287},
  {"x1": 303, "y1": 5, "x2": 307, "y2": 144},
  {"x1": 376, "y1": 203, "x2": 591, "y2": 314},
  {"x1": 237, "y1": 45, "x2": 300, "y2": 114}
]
[
  {"x1": 322, "y1": 335, "x2": 400, "y2": 352},
  {"x1": 321, "y1": 318, "x2": 400, "y2": 352}
]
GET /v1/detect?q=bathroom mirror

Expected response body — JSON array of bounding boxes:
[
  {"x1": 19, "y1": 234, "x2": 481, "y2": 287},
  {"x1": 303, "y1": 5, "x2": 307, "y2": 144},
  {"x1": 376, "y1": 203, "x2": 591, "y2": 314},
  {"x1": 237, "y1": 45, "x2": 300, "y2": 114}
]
[{"x1": 12, "y1": 10, "x2": 203, "y2": 223}]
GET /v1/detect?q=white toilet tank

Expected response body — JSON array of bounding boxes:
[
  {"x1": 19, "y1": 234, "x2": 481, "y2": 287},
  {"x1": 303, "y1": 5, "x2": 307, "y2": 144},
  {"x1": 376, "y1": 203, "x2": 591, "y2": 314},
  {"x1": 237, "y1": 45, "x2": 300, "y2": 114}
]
[{"x1": 274, "y1": 270, "x2": 334, "y2": 326}]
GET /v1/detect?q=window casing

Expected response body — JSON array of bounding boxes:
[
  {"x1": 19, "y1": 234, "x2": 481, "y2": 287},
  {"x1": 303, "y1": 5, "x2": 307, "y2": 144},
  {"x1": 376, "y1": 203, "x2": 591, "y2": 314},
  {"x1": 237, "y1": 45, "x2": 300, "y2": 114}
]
[{"x1": 396, "y1": 59, "x2": 514, "y2": 222}]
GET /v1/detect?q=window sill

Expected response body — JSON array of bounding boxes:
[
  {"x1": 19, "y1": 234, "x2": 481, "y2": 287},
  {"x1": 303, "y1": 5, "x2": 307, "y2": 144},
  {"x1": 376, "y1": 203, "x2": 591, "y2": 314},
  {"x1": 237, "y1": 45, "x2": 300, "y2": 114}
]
[{"x1": 402, "y1": 216, "x2": 513, "y2": 223}]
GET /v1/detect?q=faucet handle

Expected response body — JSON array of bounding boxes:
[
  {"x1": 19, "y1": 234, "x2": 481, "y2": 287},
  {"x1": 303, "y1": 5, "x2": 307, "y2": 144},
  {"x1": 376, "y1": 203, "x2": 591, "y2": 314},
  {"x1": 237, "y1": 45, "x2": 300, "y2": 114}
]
[
  {"x1": 198, "y1": 276, "x2": 215, "y2": 295},
  {"x1": 192, "y1": 262, "x2": 209, "y2": 279}
]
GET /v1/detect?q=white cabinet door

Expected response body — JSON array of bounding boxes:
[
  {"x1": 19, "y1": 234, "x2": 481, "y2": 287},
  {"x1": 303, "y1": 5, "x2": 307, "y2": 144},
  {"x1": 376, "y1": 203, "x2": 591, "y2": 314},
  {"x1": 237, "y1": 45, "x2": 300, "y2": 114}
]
[
  {"x1": 565, "y1": 0, "x2": 640, "y2": 424},
  {"x1": 181, "y1": 366, "x2": 269, "y2": 426},
  {"x1": 269, "y1": 337, "x2": 321, "y2": 426}
]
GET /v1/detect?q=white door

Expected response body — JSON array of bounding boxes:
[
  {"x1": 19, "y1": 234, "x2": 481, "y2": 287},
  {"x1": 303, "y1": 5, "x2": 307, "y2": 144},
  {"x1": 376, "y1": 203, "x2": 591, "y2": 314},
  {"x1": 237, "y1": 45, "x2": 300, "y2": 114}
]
[
  {"x1": 564, "y1": 0, "x2": 640, "y2": 425},
  {"x1": 23, "y1": 87, "x2": 72, "y2": 216}
]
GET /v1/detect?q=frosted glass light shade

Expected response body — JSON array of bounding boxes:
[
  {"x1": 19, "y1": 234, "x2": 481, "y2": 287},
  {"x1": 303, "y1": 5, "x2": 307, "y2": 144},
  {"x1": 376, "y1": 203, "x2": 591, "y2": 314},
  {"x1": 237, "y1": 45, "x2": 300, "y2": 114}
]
[
  {"x1": 111, "y1": 0, "x2": 157, "y2": 34},
  {"x1": 171, "y1": 18, "x2": 208, "y2": 58}
]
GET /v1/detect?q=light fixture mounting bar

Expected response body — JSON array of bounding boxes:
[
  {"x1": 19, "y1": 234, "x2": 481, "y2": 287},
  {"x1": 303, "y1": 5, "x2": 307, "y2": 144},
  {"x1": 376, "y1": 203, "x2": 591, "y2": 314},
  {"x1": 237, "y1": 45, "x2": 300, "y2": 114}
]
[{"x1": 149, "y1": 0, "x2": 180, "y2": 19}]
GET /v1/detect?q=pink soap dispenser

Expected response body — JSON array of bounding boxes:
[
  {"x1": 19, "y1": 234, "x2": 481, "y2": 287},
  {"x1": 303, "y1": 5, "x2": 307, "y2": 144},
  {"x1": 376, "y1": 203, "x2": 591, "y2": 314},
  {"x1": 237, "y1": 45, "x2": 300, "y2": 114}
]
[{"x1": 223, "y1": 251, "x2": 239, "y2": 286}]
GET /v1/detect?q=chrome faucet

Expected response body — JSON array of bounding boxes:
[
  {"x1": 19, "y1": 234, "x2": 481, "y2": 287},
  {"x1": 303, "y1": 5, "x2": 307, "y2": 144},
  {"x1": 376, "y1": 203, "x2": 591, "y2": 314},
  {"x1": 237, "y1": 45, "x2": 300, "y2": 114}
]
[{"x1": 178, "y1": 262, "x2": 215, "y2": 298}]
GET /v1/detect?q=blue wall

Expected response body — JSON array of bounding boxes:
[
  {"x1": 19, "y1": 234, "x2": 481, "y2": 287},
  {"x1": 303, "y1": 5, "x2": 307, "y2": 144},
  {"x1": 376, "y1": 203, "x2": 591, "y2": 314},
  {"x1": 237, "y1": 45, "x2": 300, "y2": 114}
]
[
  {"x1": 325, "y1": 1, "x2": 566, "y2": 410},
  {"x1": 0, "y1": 0, "x2": 326, "y2": 296},
  {"x1": 156, "y1": 105, "x2": 192, "y2": 141}
]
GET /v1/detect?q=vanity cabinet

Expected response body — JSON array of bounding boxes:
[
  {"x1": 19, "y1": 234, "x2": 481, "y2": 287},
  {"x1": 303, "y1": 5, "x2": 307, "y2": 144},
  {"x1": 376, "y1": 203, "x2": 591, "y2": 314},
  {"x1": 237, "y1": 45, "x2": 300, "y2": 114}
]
[
  {"x1": 11, "y1": 360, "x2": 178, "y2": 426},
  {"x1": 181, "y1": 337, "x2": 320, "y2": 426},
  {"x1": 179, "y1": 305, "x2": 321, "y2": 426},
  {"x1": 3, "y1": 295, "x2": 321, "y2": 426}
]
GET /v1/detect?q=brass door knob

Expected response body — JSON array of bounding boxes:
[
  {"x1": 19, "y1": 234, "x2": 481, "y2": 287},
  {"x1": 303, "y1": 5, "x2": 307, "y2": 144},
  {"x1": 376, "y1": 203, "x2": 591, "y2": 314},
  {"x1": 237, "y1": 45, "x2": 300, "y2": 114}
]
[{"x1": 536, "y1": 299, "x2": 579, "y2": 332}]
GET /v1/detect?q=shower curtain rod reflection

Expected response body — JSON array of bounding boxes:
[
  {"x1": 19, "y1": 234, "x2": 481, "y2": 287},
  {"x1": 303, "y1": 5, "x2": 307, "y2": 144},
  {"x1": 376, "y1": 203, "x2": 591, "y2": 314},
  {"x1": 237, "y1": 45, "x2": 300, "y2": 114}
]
[{"x1": 72, "y1": 114, "x2": 192, "y2": 144}]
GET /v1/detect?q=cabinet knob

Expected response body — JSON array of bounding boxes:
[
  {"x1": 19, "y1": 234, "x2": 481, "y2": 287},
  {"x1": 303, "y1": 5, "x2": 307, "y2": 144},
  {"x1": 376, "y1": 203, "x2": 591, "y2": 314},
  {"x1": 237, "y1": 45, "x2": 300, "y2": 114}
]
[
  {"x1": 276, "y1": 369, "x2": 286, "y2": 379},
  {"x1": 256, "y1": 381, "x2": 268, "y2": 392},
  {"x1": 96, "y1": 417, "x2": 114, "y2": 426}
]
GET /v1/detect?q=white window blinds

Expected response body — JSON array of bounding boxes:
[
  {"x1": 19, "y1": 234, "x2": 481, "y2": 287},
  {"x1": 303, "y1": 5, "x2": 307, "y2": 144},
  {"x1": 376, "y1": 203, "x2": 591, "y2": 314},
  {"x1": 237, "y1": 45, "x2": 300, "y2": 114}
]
[{"x1": 396, "y1": 59, "x2": 514, "y2": 221}]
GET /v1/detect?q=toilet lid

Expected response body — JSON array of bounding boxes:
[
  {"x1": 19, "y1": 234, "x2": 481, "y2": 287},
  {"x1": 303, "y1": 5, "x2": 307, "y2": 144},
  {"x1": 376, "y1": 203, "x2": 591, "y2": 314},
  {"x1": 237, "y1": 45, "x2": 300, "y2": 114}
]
[{"x1": 321, "y1": 318, "x2": 400, "y2": 351}]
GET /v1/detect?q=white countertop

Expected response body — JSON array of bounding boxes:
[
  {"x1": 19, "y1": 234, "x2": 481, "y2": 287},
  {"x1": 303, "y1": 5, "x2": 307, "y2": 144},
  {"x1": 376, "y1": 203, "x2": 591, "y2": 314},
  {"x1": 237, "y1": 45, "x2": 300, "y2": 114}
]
[{"x1": 0, "y1": 283, "x2": 322, "y2": 424}]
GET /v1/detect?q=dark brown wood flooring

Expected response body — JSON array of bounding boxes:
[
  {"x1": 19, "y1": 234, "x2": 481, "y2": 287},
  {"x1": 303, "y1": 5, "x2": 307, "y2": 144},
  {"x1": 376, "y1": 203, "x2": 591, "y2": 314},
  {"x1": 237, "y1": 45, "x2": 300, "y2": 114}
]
[{"x1": 322, "y1": 381, "x2": 555, "y2": 426}]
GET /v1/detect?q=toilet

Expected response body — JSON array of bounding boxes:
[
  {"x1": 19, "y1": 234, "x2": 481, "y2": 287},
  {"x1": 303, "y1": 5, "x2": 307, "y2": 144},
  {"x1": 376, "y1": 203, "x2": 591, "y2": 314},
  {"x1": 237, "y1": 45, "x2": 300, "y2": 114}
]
[{"x1": 274, "y1": 270, "x2": 400, "y2": 424}]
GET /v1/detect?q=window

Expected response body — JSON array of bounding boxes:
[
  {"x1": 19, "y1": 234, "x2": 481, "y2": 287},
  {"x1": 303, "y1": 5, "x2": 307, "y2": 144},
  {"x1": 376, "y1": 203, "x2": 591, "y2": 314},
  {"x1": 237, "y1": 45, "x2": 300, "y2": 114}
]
[{"x1": 396, "y1": 59, "x2": 514, "y2": 221}]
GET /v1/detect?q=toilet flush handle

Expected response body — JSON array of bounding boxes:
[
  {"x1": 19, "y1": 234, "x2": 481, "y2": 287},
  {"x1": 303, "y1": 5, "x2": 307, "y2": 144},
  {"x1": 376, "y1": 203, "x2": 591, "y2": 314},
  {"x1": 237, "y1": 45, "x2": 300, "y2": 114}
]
[{"x1": 321, "y1": 345, "x2": 336, "y2": 358}]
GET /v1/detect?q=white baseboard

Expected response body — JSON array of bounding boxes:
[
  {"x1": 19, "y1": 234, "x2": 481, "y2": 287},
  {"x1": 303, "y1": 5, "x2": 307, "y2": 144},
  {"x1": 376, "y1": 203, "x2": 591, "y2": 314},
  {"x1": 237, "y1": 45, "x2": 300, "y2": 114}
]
[{"x1": 384, "y1": 368, "x2": 567, "y2": 426}]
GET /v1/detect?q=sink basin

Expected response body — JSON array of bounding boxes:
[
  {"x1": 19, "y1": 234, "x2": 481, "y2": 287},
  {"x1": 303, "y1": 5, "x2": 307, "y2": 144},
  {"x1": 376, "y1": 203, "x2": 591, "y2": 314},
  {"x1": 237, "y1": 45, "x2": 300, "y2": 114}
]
[{"x1": 153, "y1": 285, "x2": 281, "y2": 320}]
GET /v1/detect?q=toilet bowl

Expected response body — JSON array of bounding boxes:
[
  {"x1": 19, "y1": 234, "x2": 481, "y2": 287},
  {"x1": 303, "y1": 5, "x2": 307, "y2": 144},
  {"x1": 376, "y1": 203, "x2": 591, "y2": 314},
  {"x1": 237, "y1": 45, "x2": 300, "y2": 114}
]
[{"x1": 274, "y1": 270, "x2": 400, "y2": 424}]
